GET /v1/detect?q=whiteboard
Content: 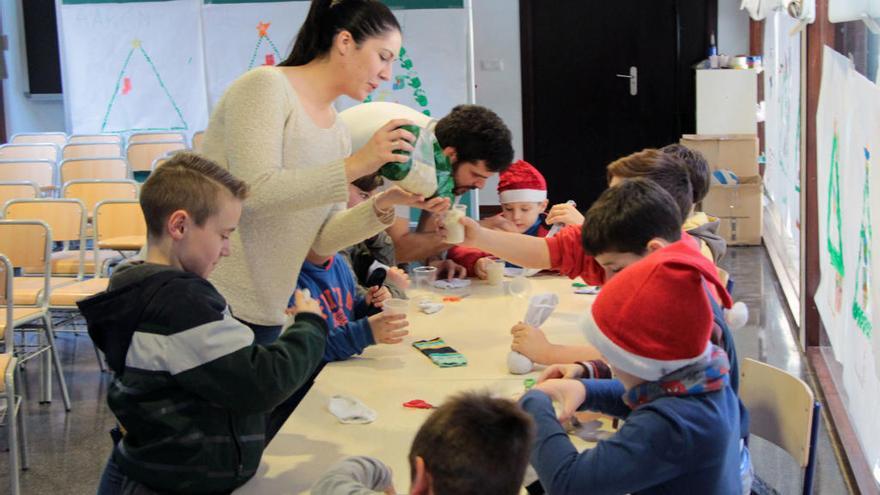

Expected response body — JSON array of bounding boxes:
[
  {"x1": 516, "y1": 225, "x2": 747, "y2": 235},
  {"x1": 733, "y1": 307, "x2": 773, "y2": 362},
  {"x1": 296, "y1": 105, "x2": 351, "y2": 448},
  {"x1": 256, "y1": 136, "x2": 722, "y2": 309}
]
[{"x1": 57, "y1": 0, "x2": 209, "y2": 136}]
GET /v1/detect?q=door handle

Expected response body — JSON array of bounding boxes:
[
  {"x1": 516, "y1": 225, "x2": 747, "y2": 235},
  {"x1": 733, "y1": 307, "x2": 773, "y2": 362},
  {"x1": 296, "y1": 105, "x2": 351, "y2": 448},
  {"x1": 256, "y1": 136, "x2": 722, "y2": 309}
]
[{"x1": 615, "y1": 66, "x2": 638, "y2": 96}]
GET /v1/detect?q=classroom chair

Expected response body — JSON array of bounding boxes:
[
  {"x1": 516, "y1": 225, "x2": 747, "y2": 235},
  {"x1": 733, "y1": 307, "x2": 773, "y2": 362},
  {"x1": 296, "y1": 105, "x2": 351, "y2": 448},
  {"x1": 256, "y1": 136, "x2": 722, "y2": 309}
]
[
  {"x1": 151, "y1": 156, "x2": 169, "y2": 171},
  {"x1": 0, "y1": 161, "x2": 56, "y2": 194},
  {"x1": 4, "y1": 198, "x2": 116, "y2": 279},
  {"x1": 0, "y1": 220, "x2": 72, "y2": 410},
  {"x1": 191, "y1": 130, "x2": 206, "y2": 152},
  {"x1": 1, "y1": 255, "x2": 30, "y2": 495},
  {"x1": 0, "y1": 181, "x2": 40, "y2": 209},
  {"x1": 10, "y1": 131, "x2": 67, "y2": 147},
  {"x1": 740, "y1": 358, "x2": 820, "y2": 495},
  {"x1": 68, "y1": 134, "x2": 123, "y2": 145},
  {"x1": 61, "y1": 142, "x2": 123, "y2": 160},
  {"x1": 62, "y1": 179, "x2": 138, "y2": 219},
  {"x1": 4, "y1": 199, "x2": 112, "y2": 369},
  {"x1": 126, "y1": 141, "x2": 186, "y2": 177},
  {"x1": 128, "y1": 131, "x2": 186, "y2": 144},
  {"x1": 0, "y1": 143, "x2": 60, "y2": 165},
  {"x1": 60, "y1": 157, "x2": 129, "y2": 184},
  {"x1": 94, "y1": 200, "x2": 147, "y2": 275}
]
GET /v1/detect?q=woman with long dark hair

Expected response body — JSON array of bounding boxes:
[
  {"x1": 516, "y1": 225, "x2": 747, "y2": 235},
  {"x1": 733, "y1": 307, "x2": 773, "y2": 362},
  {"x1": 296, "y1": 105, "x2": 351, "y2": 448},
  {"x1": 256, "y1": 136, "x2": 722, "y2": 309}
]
[{"x1": 202, "y1": 0, "x2": 447, "y2": 345}]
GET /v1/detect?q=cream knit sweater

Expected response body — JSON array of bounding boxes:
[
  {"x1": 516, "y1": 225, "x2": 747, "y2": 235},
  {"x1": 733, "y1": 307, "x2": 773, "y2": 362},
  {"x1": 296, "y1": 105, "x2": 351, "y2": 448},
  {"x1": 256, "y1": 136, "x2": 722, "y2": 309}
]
[{"x1": 202, "y1": 67, "x2": 392, "y2": 326}]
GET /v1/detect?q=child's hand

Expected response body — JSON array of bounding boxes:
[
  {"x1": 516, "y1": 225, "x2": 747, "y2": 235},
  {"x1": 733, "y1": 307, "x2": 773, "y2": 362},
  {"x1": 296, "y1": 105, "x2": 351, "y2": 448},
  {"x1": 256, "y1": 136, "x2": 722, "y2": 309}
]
[
  {"x1": 511, "y1": 322, "x2": 553, "y2": 364},
  {"x1": 366, "y1": 285, "x2": 392, "y2": 308},
  {"x1": 428, "y1": 259, "x2": 467, "y2": 280},
  {"x1": 387, "y1": 266, "x2": 411, "y2": 289},
  {"x1": 532, "y1": 379, "x2": 587, "y2": 422},
  {"x1": 288, "y1": 290, "x2": 324, "y2": 318},
  {"x1": 375, "y1": 186, "x2": 450, "y2": 213},
  {"x1": 538, "y1": 364, "x2": 585, "y2": 383},
  {"x1": 546, "y1": 202, "x2": 584, "y2": 226},
  {"x1": 474, "y1": 256, "x2": 494, "y2": 280},
  {"x1": 368, "y1": 312, "x2": 410, "y2": 344},
  {"x1": 457, "y1": 216, "x2": 483, "y2": 247},
  {"x1": 479, "y1": 214, "x2": 519, "y2": 233}
]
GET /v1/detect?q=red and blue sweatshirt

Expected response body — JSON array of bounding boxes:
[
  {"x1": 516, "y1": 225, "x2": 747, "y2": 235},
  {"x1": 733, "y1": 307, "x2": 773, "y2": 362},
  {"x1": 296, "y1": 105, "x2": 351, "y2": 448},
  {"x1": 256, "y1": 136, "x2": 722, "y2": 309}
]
[
  {"x1": 292, "y1": 254, "x2": 378, "y2": 361},
  {"x1": 448, "y1": 214, "x2": 550, "y2": 277}
]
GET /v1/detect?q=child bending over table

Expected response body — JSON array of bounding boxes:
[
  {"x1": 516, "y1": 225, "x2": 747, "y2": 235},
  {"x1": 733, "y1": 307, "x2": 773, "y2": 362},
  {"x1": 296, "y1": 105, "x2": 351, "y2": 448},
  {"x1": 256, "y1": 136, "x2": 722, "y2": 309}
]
[{"x1": 312, "y1": 391, "x2": 534, "y2": 495}]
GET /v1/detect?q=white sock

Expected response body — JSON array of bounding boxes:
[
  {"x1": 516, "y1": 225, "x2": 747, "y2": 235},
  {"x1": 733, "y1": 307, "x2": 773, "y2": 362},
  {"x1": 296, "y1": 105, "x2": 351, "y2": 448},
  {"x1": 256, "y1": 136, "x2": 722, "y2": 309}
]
[{"x1": 328, "y1": 395, "x2": 377, "y2": 424}]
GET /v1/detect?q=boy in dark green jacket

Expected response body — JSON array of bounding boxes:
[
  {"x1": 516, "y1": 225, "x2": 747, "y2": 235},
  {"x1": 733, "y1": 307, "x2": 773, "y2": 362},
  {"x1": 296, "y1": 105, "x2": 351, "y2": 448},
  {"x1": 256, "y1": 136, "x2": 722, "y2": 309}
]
[{"x1": 79, "y1": 152, "x2": 327, "y2": 494}]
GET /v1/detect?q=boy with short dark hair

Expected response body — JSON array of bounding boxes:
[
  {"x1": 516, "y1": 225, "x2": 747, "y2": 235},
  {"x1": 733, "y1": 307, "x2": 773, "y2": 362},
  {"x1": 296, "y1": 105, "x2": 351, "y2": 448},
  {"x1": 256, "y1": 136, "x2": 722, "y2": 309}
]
[
  {"x1": 509, "y1": 178, "x2": 683, "y2": 365},
  {"x1": 311, "y1": 392, "x2": 535, "y2": 495},
  {"x1": 520, "y1": 243, "x2": 743, "y2": 494},
  {"x1": 79, "y1": 152, "x2": 329, "y2": 494}
]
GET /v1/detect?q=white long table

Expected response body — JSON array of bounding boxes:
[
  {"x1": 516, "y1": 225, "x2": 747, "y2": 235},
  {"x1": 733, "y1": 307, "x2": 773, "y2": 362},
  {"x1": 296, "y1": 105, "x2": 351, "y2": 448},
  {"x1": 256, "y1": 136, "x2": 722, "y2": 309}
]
[{"x1": 237, "y1": 275, "x2": 603, "y2": 494}]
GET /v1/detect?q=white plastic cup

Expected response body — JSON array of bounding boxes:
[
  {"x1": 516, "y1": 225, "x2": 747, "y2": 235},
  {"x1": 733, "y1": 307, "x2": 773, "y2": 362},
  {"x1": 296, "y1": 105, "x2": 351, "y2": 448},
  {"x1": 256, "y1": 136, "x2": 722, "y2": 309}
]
[
  {"x1": 444, "y1": 204, "x2": 468, "y2": 244},
  {"x1": 486, "y1": 259, "x2": 505, "y2": 286},
  {"x1": 383, "y1": 298, "x2": 409, "y2": 315}
]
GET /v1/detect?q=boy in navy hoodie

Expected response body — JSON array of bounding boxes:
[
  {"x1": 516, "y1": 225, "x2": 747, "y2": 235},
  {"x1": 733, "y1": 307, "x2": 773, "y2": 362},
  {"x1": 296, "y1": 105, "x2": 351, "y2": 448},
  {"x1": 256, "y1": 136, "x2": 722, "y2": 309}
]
[
  {"x1": 519, "y1": 241, "x2": 742, "y2": 494},
  {"x1": 78, "y1": 152, "x2": 328, "y2": 494},
  {"x1": 290, "y1": 249, "x2": 410, "y2": 361}
]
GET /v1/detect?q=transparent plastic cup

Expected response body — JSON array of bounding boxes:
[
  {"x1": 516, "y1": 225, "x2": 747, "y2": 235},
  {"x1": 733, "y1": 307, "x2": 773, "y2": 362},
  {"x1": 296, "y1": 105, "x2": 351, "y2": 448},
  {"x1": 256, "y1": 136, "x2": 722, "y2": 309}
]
[
  {"x1": 383, "y1": 298, "x2": 409, "y2": 315},
  {"x1": 412, "y1": 266, "x2": 438, "y2": 291}
]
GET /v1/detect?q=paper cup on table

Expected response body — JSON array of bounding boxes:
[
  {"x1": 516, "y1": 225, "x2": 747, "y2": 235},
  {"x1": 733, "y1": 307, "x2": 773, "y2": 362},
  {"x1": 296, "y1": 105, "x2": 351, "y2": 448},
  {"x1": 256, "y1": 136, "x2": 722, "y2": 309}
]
[
  {"x1": 486, "y1": 259, "x2": 505, "y2": 286},
  {"x1": 443, "y1": 204, "x2": 468, "y2": 244},
  {"x1": 383, "y1": 298, "x2": 409, "y2": 315}
]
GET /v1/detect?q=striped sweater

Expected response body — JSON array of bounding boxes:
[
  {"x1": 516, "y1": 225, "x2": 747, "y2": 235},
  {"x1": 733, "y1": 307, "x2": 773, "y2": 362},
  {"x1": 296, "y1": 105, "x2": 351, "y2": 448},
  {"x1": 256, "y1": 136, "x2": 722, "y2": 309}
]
[{"x1": 77, "y1": 262, "x2": 327, "y2": 494}]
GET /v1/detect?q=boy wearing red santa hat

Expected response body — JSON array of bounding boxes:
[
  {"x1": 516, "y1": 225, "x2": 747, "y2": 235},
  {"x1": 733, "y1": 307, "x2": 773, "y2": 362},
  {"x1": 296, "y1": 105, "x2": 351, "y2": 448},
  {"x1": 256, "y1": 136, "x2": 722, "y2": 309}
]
[{"x1": 447, "y1": 160, "x2": 559, "y2": 278}]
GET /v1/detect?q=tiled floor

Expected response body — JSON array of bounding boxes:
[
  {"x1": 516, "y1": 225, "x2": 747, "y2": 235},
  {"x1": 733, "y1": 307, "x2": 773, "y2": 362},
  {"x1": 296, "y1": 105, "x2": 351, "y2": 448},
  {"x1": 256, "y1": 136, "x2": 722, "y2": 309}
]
[{"x1": 0, "y1": 247, "x2": 854, "y2": 494}]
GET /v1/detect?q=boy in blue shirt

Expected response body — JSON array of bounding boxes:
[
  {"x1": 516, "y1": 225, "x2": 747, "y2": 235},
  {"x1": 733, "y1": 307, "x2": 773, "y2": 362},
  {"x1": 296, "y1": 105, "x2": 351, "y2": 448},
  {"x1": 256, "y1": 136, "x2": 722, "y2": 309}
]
[
  {"x1": 291, "y1": 249, "x2": 409, "y2": 361},
  {"x1": 519, "y1": 241, "x2": 743, "y2": 494}
]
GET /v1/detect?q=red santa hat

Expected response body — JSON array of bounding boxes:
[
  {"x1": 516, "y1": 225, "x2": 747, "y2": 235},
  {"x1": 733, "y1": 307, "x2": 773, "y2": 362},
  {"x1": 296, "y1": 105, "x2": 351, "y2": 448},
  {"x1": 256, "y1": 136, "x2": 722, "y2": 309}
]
[
  {"x1": 585, "y1": 240, "x2": 732, "y2": 381},
  {"x1": 497, "y1": 160, "x2": 547, "y2": 203}
]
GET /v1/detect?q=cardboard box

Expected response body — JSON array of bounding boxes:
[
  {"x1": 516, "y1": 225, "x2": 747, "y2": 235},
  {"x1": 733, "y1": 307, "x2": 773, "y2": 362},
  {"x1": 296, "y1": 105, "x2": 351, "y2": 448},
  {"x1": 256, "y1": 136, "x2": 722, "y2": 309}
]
[
  {"x1": 680, "y1": 134, "x2": 759, "y2": 178},
  {"x1": 700, "y1": 175, "x2": 763, "y2": 245}
]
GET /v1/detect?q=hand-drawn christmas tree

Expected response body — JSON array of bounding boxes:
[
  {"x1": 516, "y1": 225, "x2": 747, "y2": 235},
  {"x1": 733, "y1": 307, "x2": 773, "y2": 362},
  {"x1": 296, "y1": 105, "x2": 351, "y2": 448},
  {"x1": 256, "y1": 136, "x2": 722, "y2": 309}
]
[
  {"x1": 852, "y1": 147, "x2": 872, "y2": 338},
  {"x1": 364, "y1": 46, "x2": 432, "y2": 116},
  {"x1": 248, "y1": 22, "x2": 282, "y2": 69},
  {"x1": 826, "y1": 122, "x2": 845, "y2": 313},
  {"x1": 101, "y1": 39, "x2": 188, "y2": 133}
]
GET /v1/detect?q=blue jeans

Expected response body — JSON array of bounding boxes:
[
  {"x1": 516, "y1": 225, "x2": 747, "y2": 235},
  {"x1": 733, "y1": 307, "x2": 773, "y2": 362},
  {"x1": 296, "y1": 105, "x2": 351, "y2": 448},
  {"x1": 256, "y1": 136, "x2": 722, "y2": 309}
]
[
  {"x1": 237, "y1": 318, "x2": 282, "y2": 345},
  {"x1": 96, "y1": 453, "x2": 163, "y2": 495}
]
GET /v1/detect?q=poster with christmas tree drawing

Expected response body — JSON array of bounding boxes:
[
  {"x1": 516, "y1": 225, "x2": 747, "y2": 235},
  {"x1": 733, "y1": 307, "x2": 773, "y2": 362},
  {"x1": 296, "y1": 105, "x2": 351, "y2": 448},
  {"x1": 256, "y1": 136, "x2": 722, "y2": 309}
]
[
  {"x1": 201, "y1": 1, "x2": 309, "y2": 108},
  {"x1": 844, "y1": 71, "x2": 880, "y2": 480},
  {"x1": 816, "y1": 47, "x2": 860, "y2": 356},
  {"x1": 818, "y1": 46, "x2": 880, "y2": 475},
  {"x1": 59, "y1": 0, "x2": 208, "y2": 135}
]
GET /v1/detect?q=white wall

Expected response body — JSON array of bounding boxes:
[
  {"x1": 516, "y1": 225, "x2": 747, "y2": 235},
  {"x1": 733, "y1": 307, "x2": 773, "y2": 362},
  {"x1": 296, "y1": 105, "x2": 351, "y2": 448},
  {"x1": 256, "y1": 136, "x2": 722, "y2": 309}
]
[
  {"x1": 718, "y1": 0, "x2": 751, "y2": 56},
  {"x1": 1, "y1": 0, "x2": 67, "y2": 138},
  {"x1": 472, "y1": 0, "x2": 523, "y2": 206}
]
